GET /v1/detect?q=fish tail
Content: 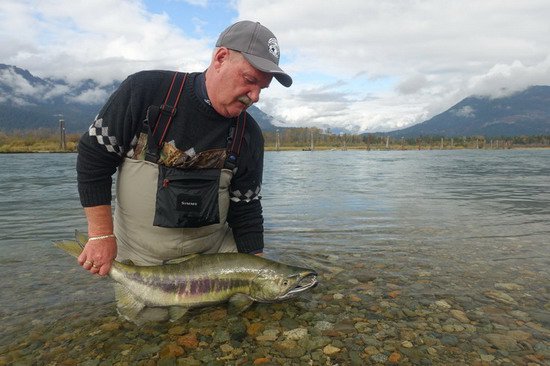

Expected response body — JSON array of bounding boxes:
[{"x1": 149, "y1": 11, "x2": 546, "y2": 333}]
[{"x1": 53, "y1": 239, "x2": 84, "y2": 258}]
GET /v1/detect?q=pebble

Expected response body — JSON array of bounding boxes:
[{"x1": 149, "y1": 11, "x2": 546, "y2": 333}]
[
  {"x1": 480, "y1": 354, "x2": 495, "y2": 362},
  {"x1": 370, "y1": 353, "x2": 388, "y2": 363},
  {"x1": 427, "y1": 347, "x2": 437, "y2": 355},
  {"x1": 483, "y1": 290, "x2": 518, "y2": 305},
  {"x1": 494, "y1": 283, "x2": 524, "y2": 291},
  {"x1": 177, "y1": 333, "x2": 199, "y2": 349},
  {"x1": 256, "y1": 329, "x2": 279, "y2": 342},
  {"x1": 388, "y1": 352, "x2": 401, "y2": 363},
  {"x1": 435, "y1": 300, "x2": 452, "y2": 309},
  {"x1": 283, "y1": 328, "x2": 308, "y2": 340},
  {"x1": 314, "y1": 321, "x2": 334, "y2": 331},
  {"x1": 322, "y1": 344, "x2": 340, "y2": 355},
  {"x1": 159, "y1": 343, "x2": 184, "y2": 358},
  {"x1": 450, "y1": 309, "x2": 470, "y2": 323},
  {"x1": 441, "y1": 335, "x2": 459, "y2": 346},
  {"x1": 274, "y1": 339, "x2": 305, "y2": 358},
  {"x1": 99, "y1": 322, "x2": 120, "y2": 332},
  {"x1": 484, "y1": 333, "x2": 520, "y2": 351}
]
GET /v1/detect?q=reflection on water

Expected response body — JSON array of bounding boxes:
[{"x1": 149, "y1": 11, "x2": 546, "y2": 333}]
[{"x1": 0, "y1": 150, "x2": 549, "y2": 364}]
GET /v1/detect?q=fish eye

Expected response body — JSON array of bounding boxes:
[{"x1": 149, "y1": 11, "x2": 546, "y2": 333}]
[{"x1": 283, "y1": 280, "x2": 289, "y2": 286}]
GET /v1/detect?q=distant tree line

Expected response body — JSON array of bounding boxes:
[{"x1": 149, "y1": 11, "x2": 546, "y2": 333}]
[
  {"x1": 263, "y1": 127, "x2": 550, "y2": 150},
  {"x1": 1, "y1": 128, "x2": 549, "y2": 153}
]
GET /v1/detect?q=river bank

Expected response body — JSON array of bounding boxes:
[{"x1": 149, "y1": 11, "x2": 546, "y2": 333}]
[{"x1": 2, "y1": 144, "x2": 549, "y2": 153}]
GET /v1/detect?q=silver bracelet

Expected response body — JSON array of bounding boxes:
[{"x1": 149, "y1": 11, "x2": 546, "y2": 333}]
[{"x1": 88, "y1": 234, "x2": 116, "y2": 241}]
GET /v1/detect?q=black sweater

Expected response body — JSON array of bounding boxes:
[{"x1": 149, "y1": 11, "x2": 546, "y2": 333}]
[{"x1": 76, "y1": 71, "x2": 264, "y2": 253}]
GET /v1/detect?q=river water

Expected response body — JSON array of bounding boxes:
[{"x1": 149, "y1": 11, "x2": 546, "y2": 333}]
[{"x1": 0, "y1": 150, "x2": 549, "y2": 365}]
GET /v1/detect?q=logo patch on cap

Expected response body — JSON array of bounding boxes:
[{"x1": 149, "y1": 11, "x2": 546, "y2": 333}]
[{"x1": 268, "y1": 38, "x2": 280, "y2": 60}]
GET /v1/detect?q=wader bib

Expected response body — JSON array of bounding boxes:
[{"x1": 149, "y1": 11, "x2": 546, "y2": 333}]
[{"x1": 113, "y1": 71, "x2": 249, "y2": 265}]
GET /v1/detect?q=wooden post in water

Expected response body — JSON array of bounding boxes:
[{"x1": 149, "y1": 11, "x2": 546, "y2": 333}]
[
  {"x1": 440, "y1": 138, "x2": 444, "y2": 149},
  {"x1": 275, "y1": 129, "x2": 280, "y2": 151},
  {"x1": 59, "y1": 115, "x2": 66, "y2": 150}
]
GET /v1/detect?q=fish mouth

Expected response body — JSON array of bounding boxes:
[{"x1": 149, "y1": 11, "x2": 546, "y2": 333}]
[{"x1": 278, "y1": 272, "x2": 318, "y2": 300}]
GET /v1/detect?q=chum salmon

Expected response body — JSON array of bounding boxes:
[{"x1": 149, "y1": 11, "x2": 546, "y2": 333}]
[{"x1": 54, "y1": 232, "x2": 318, "y2": 323}]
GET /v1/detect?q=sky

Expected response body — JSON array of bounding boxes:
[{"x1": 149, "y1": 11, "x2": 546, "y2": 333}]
[{"x1": 1, "y1": 0, "x2": 550, "y2": 133}]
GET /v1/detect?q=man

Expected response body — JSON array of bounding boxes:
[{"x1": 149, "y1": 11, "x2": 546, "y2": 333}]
[{"x1": 75, "y1": 20, "x2": 292, "y2": 322}]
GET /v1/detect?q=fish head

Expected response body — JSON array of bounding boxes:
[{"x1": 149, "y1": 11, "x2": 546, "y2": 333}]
[{"x1": 250, "y1": 263, "x2": 318, "y2": 302}]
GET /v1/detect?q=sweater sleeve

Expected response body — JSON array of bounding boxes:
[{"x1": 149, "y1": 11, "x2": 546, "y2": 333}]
[
  {"x1": 76, "y1": 73, "x2": 144, "y2": 207},
  {"x1": 226, "y1": 118, "x2": 265, "y2": 253}
]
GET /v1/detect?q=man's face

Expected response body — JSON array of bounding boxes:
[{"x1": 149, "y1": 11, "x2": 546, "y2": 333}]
[{"x1": 208, "y1": 49, "x2": 273, "y2": 118}]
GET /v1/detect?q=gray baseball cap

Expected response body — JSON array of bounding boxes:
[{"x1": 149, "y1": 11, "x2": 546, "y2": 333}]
[{"x1": 216, "y1": 20, "x2": 292, "y2": 87}]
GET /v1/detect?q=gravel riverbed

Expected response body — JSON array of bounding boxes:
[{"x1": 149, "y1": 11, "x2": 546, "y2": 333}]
[{"x1": 1, "y1": 251, "x2": 549, "y2": 366}]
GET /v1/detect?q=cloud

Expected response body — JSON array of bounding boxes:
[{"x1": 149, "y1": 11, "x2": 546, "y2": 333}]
[
  {"x1": 397, "y1": 74, "x2": 430, "y2": 95},
  {"x1": 0, "y1": 67, "x2": 48, "y2": 101},
  {"x1": 1, "y1": 0, "x2": 550, "y2": 132},
  {"x1": 238, "y1": 0, "x2": 550, "y2": 131},
  {"x1": 452, "y1": 106, "x2": 475, "y2": 118},
  {"x1": 467, "y1": 57, "x2": 550, "y2": 98},
  {"x1": 66, "y1": 87, "x2": 111, "y2": 105},
  {"x1": 0, "y1": 1, "x2": 212, "y2": 85}
]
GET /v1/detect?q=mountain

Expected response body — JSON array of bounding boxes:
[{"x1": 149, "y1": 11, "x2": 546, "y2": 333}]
[
  {"x1": 0, "y1": 64, "x2": 278, "y2": 133},
  {"x1": 386, "y1": 86, "x2": 550, "y2": 138}
]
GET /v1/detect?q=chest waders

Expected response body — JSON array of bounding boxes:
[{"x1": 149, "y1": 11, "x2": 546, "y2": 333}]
[
  {"x1": 114, "y1": 72, "x2": 248, "y2": 266},
  {"x1": 113, "y1": 72, "x2": 248, "y2": 323}
]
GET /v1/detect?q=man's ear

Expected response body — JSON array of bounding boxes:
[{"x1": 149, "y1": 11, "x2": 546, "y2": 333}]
[{"x1": 213, "y1": 47, "x2": 231, "y2": 70}]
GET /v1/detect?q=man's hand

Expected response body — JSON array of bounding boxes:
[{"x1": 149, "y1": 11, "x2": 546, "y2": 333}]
[
  {"x1": 80, "y1": 205, "x2": 116, "y2": 276},
  {"x1": 78, "y1": 237, "x2": 117, "y2": 276}
]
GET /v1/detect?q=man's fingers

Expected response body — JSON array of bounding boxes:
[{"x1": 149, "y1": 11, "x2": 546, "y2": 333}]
[{"x1": 98, "y1": 264, "x2": 110, "y2": 276}]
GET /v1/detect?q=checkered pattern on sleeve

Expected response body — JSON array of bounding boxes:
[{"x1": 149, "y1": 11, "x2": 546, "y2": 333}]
[
  {"x1": 88, "y1": 117, "x2": 139, "y2": 157},
  {"x1": 88, "y1": 117, "x2": 122, "y2": 155},
  {"x1": 230, "y1": 186, "x2": 262, "y2": 203}
]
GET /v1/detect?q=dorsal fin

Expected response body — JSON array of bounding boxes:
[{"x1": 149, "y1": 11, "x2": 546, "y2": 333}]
[{"x1": 75, "y1": 230, "x2": 89, "y2": 245}]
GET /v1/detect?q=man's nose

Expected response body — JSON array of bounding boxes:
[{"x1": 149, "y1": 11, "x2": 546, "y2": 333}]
[{"x1": 247, "y1": 88, "x2": 261, "y2": 103}]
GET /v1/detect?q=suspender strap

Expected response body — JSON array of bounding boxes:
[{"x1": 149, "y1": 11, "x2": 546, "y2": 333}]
[
  {"x1": 145, "y1": 72, "x2": 187, "y2": 162},
  {"x1": 224, "y1": 112, "x2": 247, "y2": 170}
]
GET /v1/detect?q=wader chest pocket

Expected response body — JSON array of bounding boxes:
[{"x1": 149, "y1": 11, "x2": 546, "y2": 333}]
[{"x1": 154, "y1": 166, "x2": 221, "y2": 228}]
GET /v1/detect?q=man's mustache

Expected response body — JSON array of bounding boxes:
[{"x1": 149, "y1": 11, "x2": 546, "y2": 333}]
[{"x1": 238, "y1": 96, "x2": 253, "y2": 107}]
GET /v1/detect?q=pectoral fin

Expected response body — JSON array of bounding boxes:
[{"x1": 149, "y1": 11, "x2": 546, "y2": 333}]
[
  {"x1": 168, "y1": 306, "x2": 189, "y2": 322},
  {"x1": 114, "y1": 283, "x2": 146, "y2": 324},
  {"x1": 228, "y1": 293, "x2": 254, "y2": 314}
]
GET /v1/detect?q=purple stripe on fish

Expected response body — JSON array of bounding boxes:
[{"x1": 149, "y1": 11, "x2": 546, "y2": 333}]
[{"x1": 126, "y1": 271, "x2": 249, "y2": 296}]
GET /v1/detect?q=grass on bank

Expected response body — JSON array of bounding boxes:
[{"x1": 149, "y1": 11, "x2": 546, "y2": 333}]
[
  {"x1": 2, "y1": 129, "x2": 550, "y2": 153},
  {"x1": 0, "y1": 130, "x2": 80, "y2": 153}
]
